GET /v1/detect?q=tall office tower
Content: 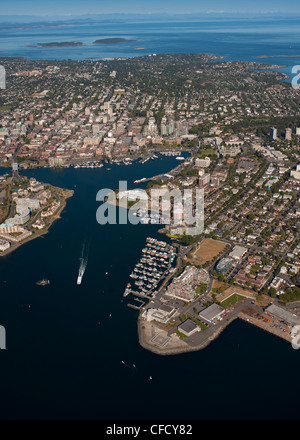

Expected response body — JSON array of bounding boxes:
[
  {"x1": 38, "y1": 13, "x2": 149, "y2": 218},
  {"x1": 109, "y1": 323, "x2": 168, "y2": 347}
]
[
  {"x1": 160, "y1": 116, "x2": 167, "y2": 136},
  {"x1": 285, "y1": 128, "x2": 292, "y2": 141},
  {"x1": 270, "y1": 127, "x2": 277, "y2": 140}
]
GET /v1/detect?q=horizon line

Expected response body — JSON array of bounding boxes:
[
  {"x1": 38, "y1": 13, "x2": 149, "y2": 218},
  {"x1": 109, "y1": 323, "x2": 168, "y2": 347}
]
[{"x1": 1, "y1": 11, "x2": 300, "y2": 17}]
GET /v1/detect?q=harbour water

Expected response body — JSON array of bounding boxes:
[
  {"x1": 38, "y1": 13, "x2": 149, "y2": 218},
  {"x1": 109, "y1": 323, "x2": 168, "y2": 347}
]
[{"x1": 1, "y1": 156, "x2": 300, "y2": 420}]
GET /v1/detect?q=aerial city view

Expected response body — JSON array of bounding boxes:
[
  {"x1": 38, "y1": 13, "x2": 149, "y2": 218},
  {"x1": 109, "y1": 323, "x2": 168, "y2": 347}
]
[{"x1": 1, "y1": 0, "x2": 300, "y2": 424}]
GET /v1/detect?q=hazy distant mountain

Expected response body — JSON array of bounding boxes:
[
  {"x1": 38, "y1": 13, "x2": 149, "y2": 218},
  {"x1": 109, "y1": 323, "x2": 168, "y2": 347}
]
[{"x1": 0, "y1": 11, "x2": 294, "y2": 25}]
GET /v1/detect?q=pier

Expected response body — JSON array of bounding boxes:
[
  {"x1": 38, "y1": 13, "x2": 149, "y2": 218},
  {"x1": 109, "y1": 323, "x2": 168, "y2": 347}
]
[
  {"x1": 127, "y1": 297, "x2": 146, "y2": 310},
  {"x1": 128, "y1": 303, "x2": 143, "y2": 310},
  {"x1": 123, "y1": 237, "x2": 176, "y2": 305}
]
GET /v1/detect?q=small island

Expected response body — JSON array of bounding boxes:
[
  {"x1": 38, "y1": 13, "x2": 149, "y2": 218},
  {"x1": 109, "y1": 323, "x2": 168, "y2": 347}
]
[
  {"x1": 37, "y1": 41, "x2": 85, "y2": 47},
  {"x1": 93, "y1": 38, "x2": 137, "y2": 45}
]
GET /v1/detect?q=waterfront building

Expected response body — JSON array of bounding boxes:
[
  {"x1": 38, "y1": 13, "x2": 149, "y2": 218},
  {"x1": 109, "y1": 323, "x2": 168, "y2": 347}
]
[
  {"x1": 199, "y1": 303, "x2": 225, "y2": 324},
  {"x1": 32, "y1": 219, "x2": 46, "y2": 229},
  {"x1": 166, "y1": 266, "x2": 209, "y2": 301},
  {"x1": 266, "y1": 304, "x2": 300, "y2": 327},
  {"x1": 0, "y1": 239, "x2": 10, "y2": 251},
  {"x1": 142, "y1": 305, "x2": 176, "y2": 324},
  {"x1": 41, "y1": 201, "x2": 60, "y2": 218},
  {"x1": 178, "y1": 319, "x2": 200, "y2": 337},
  {"x1": 4, "y1": 197, "x2": 38, "y2": 225}
]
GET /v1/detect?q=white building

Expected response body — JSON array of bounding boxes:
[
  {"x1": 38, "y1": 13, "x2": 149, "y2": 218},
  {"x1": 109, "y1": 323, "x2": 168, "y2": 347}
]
[
  {"x1": 229, "y1": 245, "x2": 248, "y2": 260},
  {"x1": 195, "y1": 157, "x2": 211, "y2": 168},
  {"x1": 0, "y1": 239, "x2": 10, "y2": 252}
]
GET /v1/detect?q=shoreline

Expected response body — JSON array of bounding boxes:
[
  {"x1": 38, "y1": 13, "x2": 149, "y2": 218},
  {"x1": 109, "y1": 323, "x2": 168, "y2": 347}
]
[
  {"x1": 137, "y1": 311, "x2": 292, "y2": 356},
  {"x1": 0, "y1": 188, "x2": 74, "y2": 258}
]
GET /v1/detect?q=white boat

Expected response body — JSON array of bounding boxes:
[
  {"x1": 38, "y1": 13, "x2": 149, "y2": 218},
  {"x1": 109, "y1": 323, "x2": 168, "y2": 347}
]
[
  {"x1": 176, "y1": 156, "x2": 185, "y2": 160},
  {"x1": 77, "y1": 275, "x2": 82, "y2": 285}
]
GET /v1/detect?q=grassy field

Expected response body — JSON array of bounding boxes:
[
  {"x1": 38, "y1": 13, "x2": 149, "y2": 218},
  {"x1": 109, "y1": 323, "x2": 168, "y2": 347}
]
[
  {"x1": 221, "y1": 294, "x2": 244, "y2": 308},
  {"x1": 188, "y1": 238, "x2": 227, "y2": 264},
  {"x1": 198, "y1": 148, "x2": 215, "y2": 158}
]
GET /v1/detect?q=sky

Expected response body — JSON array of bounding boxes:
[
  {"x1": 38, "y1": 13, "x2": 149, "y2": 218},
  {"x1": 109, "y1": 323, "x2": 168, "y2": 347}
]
[{"x1": 0, "y1": 0, "x2": 300, "y2": 16}]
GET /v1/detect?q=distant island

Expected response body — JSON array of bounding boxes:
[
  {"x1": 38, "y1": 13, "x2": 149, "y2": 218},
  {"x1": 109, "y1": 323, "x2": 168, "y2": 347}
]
[
  {"x1": 37, "y1": 41, "x2": 85, "y2": 47},
  {"x1": 93, "y1": 38, "x2": 137, "y2": 44}
]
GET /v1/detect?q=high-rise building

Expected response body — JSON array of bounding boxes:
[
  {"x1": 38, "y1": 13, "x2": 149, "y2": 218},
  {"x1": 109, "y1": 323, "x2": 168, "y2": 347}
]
[
  {"x1": 270, "y1": 127, "x2": 277, "y2": 141},
  {"x1": 160, "y1": 116, "x2": 167, "y2": 136},
  {"x1": 210, "y1": 176, "x2": 220, "y2": 187},
  {"x1": 285, "y1": 128, "x2": 292, "y2": 140},
  {"x1": 198, "y1": 173, "x2": 211, "y2": 188},
  {"x1": 148, "y1": 117, "x2": 158, "y2": 134}
]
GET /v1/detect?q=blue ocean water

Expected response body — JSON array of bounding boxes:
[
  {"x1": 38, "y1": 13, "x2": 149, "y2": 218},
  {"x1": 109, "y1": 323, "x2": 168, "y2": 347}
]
[{"x1": 1, "y1": 17, "x2": 300, "y2": 77}]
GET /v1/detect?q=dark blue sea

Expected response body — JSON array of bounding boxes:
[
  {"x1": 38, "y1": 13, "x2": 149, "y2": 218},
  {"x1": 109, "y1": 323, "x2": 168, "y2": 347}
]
[
  {"x1": 1, "y1": 17, "x2": 300, "y2": 78},
  {"x1": 1, "y1": 156, "x2": 300, "y2": 420}
]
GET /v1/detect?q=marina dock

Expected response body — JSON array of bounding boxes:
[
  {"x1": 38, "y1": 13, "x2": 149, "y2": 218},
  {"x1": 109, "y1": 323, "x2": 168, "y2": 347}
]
[
  {"x1": 128, "y1": 303, "x2": 144, "y2": 310},
  {"x1": 123, "y1": 237, "x2": 176, "y2": 304}
]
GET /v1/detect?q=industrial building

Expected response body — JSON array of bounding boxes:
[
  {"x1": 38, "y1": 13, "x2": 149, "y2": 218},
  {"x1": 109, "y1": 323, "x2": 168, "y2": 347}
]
[
  {"x1": 178, "y1": 319, "x2": 200, "y2": 337},
  {"x1": 229, "y1": 245, "x2": 248, "y2": 261},
  {"x1": 199, "y1": 303, "x2": 225, "y2": 324},
  {"x1": 265, "y1": 304, "x2": 300, "y2": 327}
]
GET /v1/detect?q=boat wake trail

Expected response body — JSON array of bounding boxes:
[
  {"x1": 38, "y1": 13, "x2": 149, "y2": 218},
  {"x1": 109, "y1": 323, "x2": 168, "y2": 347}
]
[
  {"x1": 77, "y1": 239, "x2": 89, "y2": 285},
  {"x1": 121, "y1": 361, "x2": 137, "y2": 374}
]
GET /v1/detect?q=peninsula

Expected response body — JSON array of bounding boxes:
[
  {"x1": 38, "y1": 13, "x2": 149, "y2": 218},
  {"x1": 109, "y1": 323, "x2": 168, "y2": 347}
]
[{"x1": 0, "y1": 169, "x2": 73, "y2": 257}]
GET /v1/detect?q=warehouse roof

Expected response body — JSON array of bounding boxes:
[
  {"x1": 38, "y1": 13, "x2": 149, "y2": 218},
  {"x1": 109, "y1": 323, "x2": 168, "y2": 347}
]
[
  {"x1": 178, "y1": 319, "x2": 199, "y2": 335},
  {"x1": 265, "y1": 304, "x2": 300, "y2": 327},
  {"x1": 199, "y1": 303, "x2": 225, "y2": 322}
]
